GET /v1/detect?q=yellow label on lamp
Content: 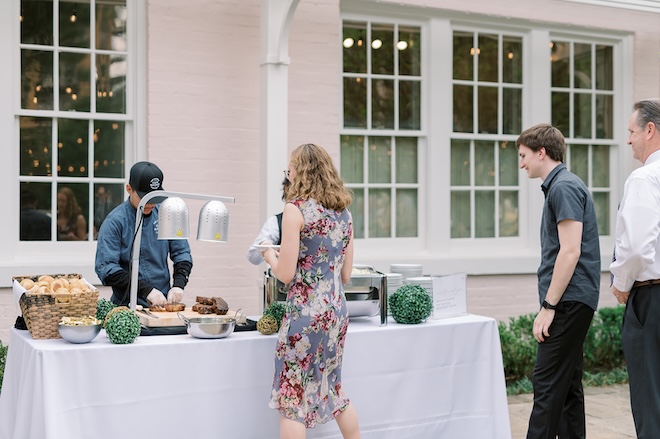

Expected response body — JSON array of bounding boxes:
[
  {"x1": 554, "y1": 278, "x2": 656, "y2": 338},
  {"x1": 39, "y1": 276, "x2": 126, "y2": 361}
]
[
  {"x1": 176, "y1": 229, "x2": 183, "y2": 237},
  {"x1": 215, "y1": 233, "x2": 221, "y2": 240}
]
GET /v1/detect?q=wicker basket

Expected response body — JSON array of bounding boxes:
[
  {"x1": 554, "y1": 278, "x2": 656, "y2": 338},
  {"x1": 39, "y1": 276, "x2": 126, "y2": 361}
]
[{"x1": 15, "y1": 274, "x2": 100, "y2": 339}]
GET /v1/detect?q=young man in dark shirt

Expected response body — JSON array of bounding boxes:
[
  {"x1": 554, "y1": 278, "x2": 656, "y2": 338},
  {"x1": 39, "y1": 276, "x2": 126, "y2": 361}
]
[{"x1": 517, "y1": 124, "x2": 601, "y2": 439}]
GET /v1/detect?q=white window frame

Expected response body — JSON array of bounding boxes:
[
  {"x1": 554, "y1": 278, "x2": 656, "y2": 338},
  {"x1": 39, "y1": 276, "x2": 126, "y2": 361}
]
[
  {"x1": 342, "y1": 5, "x2": 630, "y2": 275},
  {"x1": 448, "y1": 26, "x2": 526, "y2": 242},
  {"x1": 340, "y1": 13, "x2": 428, "y2": 256},
  {"x1": 0, "y1": 0, "x2": 146, "y2": 286},
  {"x1": 549, "y1": 32, "x2": 626, "y2": 239}
]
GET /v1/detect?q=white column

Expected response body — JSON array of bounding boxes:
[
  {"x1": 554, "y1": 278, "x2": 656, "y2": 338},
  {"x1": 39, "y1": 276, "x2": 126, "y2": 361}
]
[{"x1": 259, "y1": 0, "x2": 300, "y2": 220}]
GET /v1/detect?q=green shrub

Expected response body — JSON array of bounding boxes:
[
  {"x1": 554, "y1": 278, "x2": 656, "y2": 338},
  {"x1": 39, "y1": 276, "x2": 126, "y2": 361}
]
[
  {"x1": 0, "y1": 340, "x2": 8, "y2": 394},
  {"x1": 499, "y1": 305, "x2": 626, "y2": 386},
  {"x1": 583, "y1": 306, "x2": 625, "y2": 371},
  {"x1": 499, "y1": 313, "x2": 537, "y2": 383}
]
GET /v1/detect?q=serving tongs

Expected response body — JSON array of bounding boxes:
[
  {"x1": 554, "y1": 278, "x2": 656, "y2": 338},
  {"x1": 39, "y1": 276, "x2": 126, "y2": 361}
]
[{"x1": 136, "y1": 305, "x2": 159, "y2": 319}]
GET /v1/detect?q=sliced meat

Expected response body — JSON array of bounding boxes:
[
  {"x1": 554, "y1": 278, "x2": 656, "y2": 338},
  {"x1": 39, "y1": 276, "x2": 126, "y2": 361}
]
[
  {"x1": 195, "y1": 296, "x2": 215, "y2": 306},
  {"x1": 213, "y1": 297, "x2": 229, "y2": 315},
  {"x1": 192, "y1": 303, "x2": 216, "y2": 314},
  {"x1": 165, "y1": 303, "x2": 186, "y2": 312}
]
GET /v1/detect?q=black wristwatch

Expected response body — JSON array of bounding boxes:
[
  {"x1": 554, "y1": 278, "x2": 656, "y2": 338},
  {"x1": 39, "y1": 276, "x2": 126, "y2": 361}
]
[{"x1": 542, "y1": 300, "x2": 557, "y2": 310}]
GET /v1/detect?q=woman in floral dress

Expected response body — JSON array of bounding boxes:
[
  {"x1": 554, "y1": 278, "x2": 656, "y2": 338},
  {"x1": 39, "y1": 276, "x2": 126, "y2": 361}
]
[{"x1": 263, "y1": 143, "x2": 361, "y2": 439}]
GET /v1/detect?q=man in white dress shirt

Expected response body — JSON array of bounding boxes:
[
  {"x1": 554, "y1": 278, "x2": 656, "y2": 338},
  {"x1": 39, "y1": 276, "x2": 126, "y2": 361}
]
[
  {"x1": 246, "y1": 177, "x2": 290, "y2": 265},
  {"x1": 610, "y1": 98, "x2": 660, "y2": 439}
]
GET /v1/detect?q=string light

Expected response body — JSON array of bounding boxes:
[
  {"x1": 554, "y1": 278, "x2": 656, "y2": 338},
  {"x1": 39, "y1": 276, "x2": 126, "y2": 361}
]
[
  {"x1": 396, "y1": 41, "x2": 408, "y2": 51},
  {"x1": 343, "y1": 38, "x2": 354, "y2": 48},
  {"x1": 371, "y1": 39, "x2": 382, "y2": 50}
]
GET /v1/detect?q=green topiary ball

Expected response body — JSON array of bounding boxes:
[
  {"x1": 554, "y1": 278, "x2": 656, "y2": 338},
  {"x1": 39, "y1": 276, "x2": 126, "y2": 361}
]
[
  {"x1": 389, "y1": 284, "x2": 433, "y2": 324},
  {"x1": 96, "y1": 298, "x2": 116, "y2": 323},
  {"x1": 105, "y1": 309, "x2": 141, "y2": 344},
  {"x1": 263, "y1": 301, "x2": 287, "y2": 328}
]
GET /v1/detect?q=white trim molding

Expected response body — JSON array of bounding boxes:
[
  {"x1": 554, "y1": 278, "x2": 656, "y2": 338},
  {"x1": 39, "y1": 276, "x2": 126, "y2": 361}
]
[{"x1": 561, "y1": 0, "x2": 660, "y2": 13}]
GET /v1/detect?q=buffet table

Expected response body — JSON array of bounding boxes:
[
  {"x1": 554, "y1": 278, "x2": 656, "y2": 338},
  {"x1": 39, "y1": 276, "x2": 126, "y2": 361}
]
[{"x1": 0, "y1": 314, "x2": 511, "y2": 439}]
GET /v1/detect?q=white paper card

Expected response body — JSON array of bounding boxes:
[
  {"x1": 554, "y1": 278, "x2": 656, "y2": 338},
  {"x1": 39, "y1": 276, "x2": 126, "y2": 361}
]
[{"x1": 432, "y1": 273, "x2": 467, "y2": 319}]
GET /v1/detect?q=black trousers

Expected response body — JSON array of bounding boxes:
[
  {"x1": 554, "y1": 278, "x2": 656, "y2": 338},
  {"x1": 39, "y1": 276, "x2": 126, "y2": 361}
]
[
  {"x1": 527, "y1": 301, "x2": 594, "y2": 439},
  {"x1": 622, "y1": 285, "x2": 660, "y2": 439}
]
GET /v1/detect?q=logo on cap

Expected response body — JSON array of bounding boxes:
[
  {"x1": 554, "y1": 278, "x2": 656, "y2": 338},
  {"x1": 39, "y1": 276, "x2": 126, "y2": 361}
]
[{"x1": 149, "y1": 178, "x2": 161, "y2": 190}]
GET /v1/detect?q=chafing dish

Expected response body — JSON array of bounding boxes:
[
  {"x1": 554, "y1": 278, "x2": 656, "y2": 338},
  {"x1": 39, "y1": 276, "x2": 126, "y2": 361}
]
[{"x1": 263, "y1": 265, "x2": 387, "y2": 326}]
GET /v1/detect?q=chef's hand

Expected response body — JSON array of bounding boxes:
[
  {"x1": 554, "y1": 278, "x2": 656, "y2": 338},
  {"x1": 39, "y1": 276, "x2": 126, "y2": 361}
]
[
  {"x1": 147, "y1": 288, "x2": 167, "y2": 306},
  {"x1": 167, "y1": 287, "x2": 184, "y2": 303}
]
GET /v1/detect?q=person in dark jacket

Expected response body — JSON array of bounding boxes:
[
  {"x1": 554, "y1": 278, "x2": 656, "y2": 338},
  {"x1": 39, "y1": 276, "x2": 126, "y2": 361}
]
[{"x1": 95, "y1": 161, "x2": 192, "y2": 307}]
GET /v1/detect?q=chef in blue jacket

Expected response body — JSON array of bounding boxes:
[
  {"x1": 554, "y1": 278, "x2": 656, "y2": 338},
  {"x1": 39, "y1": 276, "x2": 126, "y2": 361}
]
[{"x1": 95, "y1": 161, "x2": 193, "y2": 307}]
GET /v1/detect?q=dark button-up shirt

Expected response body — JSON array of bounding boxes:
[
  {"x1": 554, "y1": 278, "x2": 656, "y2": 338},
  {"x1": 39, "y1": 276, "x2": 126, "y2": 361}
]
[{"x1": 539, "y1": 164, "x2": 601, "y2": 311}]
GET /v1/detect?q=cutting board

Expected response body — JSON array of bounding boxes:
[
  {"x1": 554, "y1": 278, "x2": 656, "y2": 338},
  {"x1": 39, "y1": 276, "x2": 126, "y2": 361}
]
[{"x1": 138, "y1": 308, "x2": 244, "y2": 327}]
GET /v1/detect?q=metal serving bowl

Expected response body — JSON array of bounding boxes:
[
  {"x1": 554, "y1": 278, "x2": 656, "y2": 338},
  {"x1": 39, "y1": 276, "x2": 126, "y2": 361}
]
[
  {"x1": 178, "y1": 312, "x2": 240, "y2": 339},
  {"x1": 58, "y1": 323, "x2": 102, "y2": 344}
]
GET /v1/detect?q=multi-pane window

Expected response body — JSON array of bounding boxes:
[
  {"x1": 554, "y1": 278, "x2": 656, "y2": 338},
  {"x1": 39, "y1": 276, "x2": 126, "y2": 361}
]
[
  {"x1": 341, "y1": 135, "x2": 418, "y2": 239},
  {"x1": 450, "y1": 31, "x2": 522, "y2": 238},
  {"x1": 341, "y1": 20, "x2": 422, "y2": 239},
  {"x1": 19, "y1": 0, "x2": 129, "y2": 241},
  {"x1": 551, "y1": 40, "x2": 614, "y2": 235}
]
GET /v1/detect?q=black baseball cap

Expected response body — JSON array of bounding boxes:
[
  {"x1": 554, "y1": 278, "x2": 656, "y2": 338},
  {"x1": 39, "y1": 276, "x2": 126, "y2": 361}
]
[{"x1": 129, "y1": 161, "x2": 166, "y2": 203}]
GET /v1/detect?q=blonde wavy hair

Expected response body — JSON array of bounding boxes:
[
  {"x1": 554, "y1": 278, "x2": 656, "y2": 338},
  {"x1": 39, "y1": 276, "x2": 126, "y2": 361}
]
[{"x1": 287, "y1": 143, "x2": 352, "y2": 211}]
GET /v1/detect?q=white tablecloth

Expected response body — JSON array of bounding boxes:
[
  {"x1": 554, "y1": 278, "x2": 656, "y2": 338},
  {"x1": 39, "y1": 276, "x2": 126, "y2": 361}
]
[{"x1": 0, "y1": 314, "x2": 511, "y2": 439}]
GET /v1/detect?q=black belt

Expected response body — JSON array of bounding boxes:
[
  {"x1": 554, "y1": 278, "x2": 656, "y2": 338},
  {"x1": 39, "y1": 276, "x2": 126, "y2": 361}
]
[{"x1": 633, "y1": 279, "x2": 660, "y2": 288}]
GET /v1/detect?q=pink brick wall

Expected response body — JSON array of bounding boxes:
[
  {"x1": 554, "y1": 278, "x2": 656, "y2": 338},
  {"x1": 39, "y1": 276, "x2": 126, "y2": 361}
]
[{"x1": 146, "y1": 0, "x2": 265, "y2": 316}]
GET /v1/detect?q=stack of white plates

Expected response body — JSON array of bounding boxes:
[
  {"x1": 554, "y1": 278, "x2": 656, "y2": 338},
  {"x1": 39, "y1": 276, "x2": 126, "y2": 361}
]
[
  {"x1": 389, "y1": 263, "x2": 423, "y2": 280},
  {"x1": 384, "y1": 273, "x2": 403, "y2": 294},
  {"x1": 405, "y1": 276, "x2": 434, "y2": 299}
]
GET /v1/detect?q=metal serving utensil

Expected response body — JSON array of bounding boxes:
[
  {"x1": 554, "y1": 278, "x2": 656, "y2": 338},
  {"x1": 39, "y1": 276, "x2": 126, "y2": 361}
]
[{"x1": 136, "y1": 304, "x2": 159, "y2": 319}]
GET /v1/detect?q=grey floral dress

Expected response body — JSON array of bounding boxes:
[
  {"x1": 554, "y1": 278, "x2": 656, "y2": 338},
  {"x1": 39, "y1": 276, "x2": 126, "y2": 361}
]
[{"x1": 268, "y1": 198, "x2": 353, "y2": 428}]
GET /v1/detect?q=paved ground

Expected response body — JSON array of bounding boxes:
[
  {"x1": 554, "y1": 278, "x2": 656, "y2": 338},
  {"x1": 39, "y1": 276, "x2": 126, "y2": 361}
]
[{"x1": 508, "y1": 383, "x2": 636, "y2": 438}]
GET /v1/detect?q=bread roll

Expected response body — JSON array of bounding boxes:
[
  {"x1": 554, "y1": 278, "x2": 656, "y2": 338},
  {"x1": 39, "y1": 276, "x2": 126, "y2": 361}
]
[
  {"x1": 20, "y1": 279, "x2": 35, "y2": 289},
  {"x1": 55, "y1": 287, "x2": 69, "y2": 294},
  {"x1": 37, "y1": 285, "x2": 49, "y2": 294},
  {"x1": 50, "y1": 280, "x2": 66, "y2": 292},
  {"x1": 27, "y1": 284, "x2": 40, "y2": 294},
  {"x1": 38, "y1": 275, "x2": 54, "y2": 283},
  {"x1": 69, "y1": 287, "x2": 83, "y2": 294}
]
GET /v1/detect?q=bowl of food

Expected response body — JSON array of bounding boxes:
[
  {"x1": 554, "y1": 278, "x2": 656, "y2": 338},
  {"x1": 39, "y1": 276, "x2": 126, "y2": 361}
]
[
  {"x1": 58, "y1": 316, "x2": 102, "y2": 344},
  {"x1": 178, "y1": 311, "x2": 241, "y2": 339}
]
